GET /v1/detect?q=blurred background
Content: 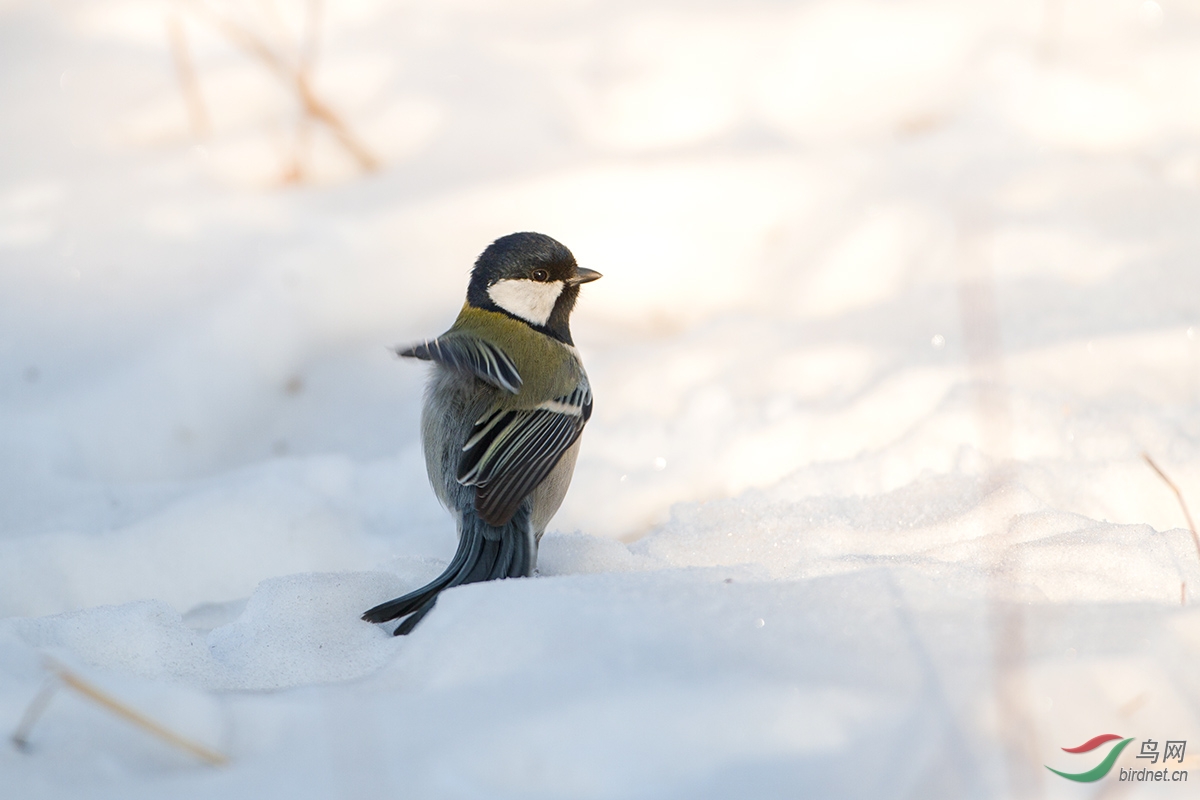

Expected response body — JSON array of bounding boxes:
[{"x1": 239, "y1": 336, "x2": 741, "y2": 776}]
[
  {"x1": 3, "y1": 0, "x2": 1200, "y2": 600},
  {"x1": 3, "y1": 1, "x2": 1200, "y2": 796}
]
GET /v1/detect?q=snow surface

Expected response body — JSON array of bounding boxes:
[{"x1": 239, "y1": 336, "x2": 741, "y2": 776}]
[{"x1": 2, "y1": 0, "x2": 1200, "y2": 797}]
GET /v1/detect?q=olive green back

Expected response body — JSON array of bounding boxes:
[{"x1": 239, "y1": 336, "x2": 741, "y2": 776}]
[{"x1": 448, "y1": 304, "x2": 582, "y2": 406}]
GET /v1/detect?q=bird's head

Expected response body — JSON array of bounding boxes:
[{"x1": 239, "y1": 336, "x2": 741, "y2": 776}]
[{"x1": 466, "y1": 232, "x2": 601, "y2": 345}]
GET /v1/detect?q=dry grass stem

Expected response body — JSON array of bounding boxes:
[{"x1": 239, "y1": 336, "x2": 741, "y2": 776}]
[
  {"x1": 17, "y1": 657, "x2": 229, "y2": 766},
  {"x1": 11, "y1": 676, "x2": 60, "y2": 751},
  {"x1": 1142, "y1": 453, "x2": 1200, "y2": 561},
  {"x1": 1119, "y1": 691, "x2": 1148, "y2": 718},
  {"x1": 286, "y1": 0, "x2": 322, "y2": 181},
  {"x1": 186, "y1": 0, "x2": 379, "y2": 176},
  {"x1": 166, "y1": 11, "x2": 211, "y2": 138},
  {"x1": 957, "y1": 218, "x2": 1041, "y2": 794}
]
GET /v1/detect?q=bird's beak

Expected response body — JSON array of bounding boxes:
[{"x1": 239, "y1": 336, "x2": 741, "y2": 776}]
[{"x1": 567, "y1": 268, "x2": 602, "y2": 286}]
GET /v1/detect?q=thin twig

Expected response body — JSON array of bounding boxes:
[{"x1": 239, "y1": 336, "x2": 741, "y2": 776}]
[
  {"x1": 294, "y1": 75, "x2": 380, "y2": 171},
  {"x1": 166, "y1": 11, "x2": 211, "y2": 138},
  {"x1": 300, "y1": 0, "x2": 322, "y2": 73},
  {"x1": 1142, "y1": 452, "x2": 1200, "y2": 560},
  {"x1": 11, "y1": 676, "x2": 60, "y2": 751},
  {"x1": 41, "y1": 657, "x2": 227, "y2": 766},
  {"x1": 258, "y1": 0, "x2": 296, "y2": 55},
  {"x1": 187, "y1": 0, "x2": 379, "y2": 174},
  {"x1": 282, "y1": 0, "x2": 322, "y2": 182}
]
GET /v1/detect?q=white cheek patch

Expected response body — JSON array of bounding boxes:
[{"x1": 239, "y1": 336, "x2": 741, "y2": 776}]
[{"x1": 487, "y1": 279, "x2": 564, "y2": 326}]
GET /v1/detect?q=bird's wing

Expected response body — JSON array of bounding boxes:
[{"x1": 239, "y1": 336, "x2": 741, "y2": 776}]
[
  {"x1": 398, "y1": 334, "x2": 522, "y2": 394},
  {"x1": 457, "y1": 380, "x2": 593, "y2": 526}
]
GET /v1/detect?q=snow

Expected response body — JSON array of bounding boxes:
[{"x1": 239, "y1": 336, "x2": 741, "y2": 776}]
[{"x1": 2, "y1": 0, "x2": 1200, "y2": 797}]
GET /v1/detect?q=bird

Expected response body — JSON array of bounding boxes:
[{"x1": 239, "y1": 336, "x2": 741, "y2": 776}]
[{"x1": 362, "y1": 232, "x2": 601, "y2": 635}]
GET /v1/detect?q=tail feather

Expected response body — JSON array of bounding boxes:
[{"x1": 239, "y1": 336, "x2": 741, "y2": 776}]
[
  {"x1": 361, "y1": 504, "x2": 535, "y2": 634},
  {"x1": 464, "y1": 537, "x2": 500, "y2": 584},
  {"x1": 393, "y1": 595, "x2": 438, "y2": 636},
  {"x1": 489, "y1": 530, "x2": 515, "y2": 580},
  {"x1": 510, "y1": 518, "x2": 529, "y2": 578}
]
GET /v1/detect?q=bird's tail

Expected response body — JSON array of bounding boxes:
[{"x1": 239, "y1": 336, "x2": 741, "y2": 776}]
[{"x1": 361, "y1": 504, "x2": 535, "y2": 635}]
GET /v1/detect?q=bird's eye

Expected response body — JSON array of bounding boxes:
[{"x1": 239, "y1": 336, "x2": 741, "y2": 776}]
[{"x1": 531, "y1": 269, "x2": 549, "y2": 282}]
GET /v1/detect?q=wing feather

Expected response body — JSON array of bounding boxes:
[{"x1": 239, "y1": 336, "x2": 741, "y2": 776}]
[
  {"x1": 458, "y1": 380, "x2": 592, "y2": 526},
  {"x1": 398, "y1": 335, "x2": 522, "y2": 393}
]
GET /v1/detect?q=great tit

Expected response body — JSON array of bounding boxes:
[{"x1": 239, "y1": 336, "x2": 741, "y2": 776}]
[{"x1": 362, "y1": 232, "x2": 601, "y2": 635}]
